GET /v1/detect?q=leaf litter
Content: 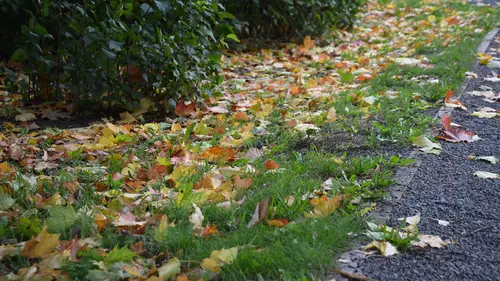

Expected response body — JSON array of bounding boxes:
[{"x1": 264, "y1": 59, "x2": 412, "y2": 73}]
[{"x1": 0, "y1": 0, "x2": 494, "y2": 279}]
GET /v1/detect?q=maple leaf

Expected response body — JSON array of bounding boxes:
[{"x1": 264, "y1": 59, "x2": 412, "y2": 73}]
[
  {"x1": 199, "y1": 146, "x2": 236, "y2": 162},
  {"x1": 175, "y1": 100, "x2": 196, "y2": 116},
  {"x1": 306, "y1": 195, "x2": 348, "y2": 218},
  {"x1": 437, "y1": 114, "x2": 479, "y2": 143},
  {"x1": 22, "y1": 227, "x2": 60, "y2": 258},
  {"x1": 234, "y1": 174, "x2": 252, "y2": 189},
  {"x1": 103, "y1": 246, "x2": 136, "y2": 265}
]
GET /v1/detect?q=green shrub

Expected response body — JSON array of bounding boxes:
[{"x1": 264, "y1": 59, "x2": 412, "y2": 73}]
[
  {"x1": 223, "y1": 0, "x2": 364, "y2": 39},
  {"x1": 8, "y1": 0, "x2": 236, "y2": 111}
]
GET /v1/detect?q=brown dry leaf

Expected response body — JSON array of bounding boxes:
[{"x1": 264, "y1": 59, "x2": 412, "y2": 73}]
[
  {"x1": 175, "y1": 100, "x2": 196, "y2": 116},
  {"x1": 247, "y1": 198, "x2": 269, "y2": 228},
  {"x1": 234, "y1": 174, "x2": 252, "y2": 189}
]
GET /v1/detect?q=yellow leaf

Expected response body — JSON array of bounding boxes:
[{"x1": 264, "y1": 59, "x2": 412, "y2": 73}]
[
  {"x1": 210, "y1": 247, "x2": 238, "y2": 264},
  {"x1": 306, "y1": 195, "x2": 346, "y2": 218},
  {"x1": 201, "y1": 257, "x2": 221, "y2": 273},
  {"x1": 158, "y1": 257, "x2": 181, "y2": 280},
  {"x1": 22, "y1": 227, "x2": 60, "y2": 258},
  {"x1": 120, "y1": 111, "x2": 137, "y2": 123},
  {"x1": 122, "y1": 163, "x2": 140, "y2": 177},
  {"x1": 157, "y1": 156, "x2": 170, "y2": 167}
]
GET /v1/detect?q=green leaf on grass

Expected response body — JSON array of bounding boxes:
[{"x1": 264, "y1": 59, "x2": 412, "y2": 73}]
[{"x1": 104, "y1": 246, "x2": 136, "y2": 265}]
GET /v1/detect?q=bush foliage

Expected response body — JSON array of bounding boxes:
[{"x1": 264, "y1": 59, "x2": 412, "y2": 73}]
[
  {"x1": 223, "y1": 0, "x2": 364, "y2": 39},
  {"x1": 2, "y1": 0, "x2": 362, "y2": 112},
  {"x1": 6, "y1": 0, "x2": 235, "y2": 110}
]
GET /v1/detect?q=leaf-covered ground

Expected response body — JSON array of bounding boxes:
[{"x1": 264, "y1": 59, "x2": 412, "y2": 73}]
[{"x1": 0, "y1": 1, "x2": 499, "y2": 280}]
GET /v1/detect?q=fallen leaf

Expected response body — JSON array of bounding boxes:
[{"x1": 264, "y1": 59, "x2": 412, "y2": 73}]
[
  {"x1": 444, "y1": 90, "x2": 467, "y2": 111},
  {"x1": 412, "y1": 234, "x2": 450, "y2": 248},
  {"x1": 120, "y1": 111, "x2": 137, "y2": 123},
  {"x1": 437, "y1": 114, "x2": 480, "y2": 142},
  {"x1": 158, "y1": 257, "x2": 181, "y2": 280},
  {"x1": 267, "y1": 218, "x2": 289, "y2": 227},
  {"x1": 22, "y1": 227, "x2": 60, "y2": 258},
  {"x1": 413, "y1": 135, "x2": 442, "y2": 155},
  {"x1": 438, "y1": 220, "x2": 450, "y2": 226},
  {"x1": 41, "y1": 108, "x2": 71, "y2": 120},
  {"x1": 364, "y1": 241, "x2": 399, "y2": 256},
  {"x1": 394, "y1": 58, "x2": 421, "y2": 66},
  {"x1": 189, "y1": 203, "x2": 204, "y2": 233},
  {"x1": 264, "y1": 160, "x2": 280, "y2": 170},
  {"x1": 234, "y1": 174, "x2": 252, "y2": 189},
  {"x1": 398, "y1": 212, "x2": 421, "y2": 226},
  {"x1": 306, "y1": 195, "x2": 347, "y2": 218},
  {"x1": 474, "y1": 171, "x2": 500, "y2": 179},
  {"x1": 15, "y1": 112, "x2": 36, "y2": 122},
  {"x1": 472, "y1": 107, "x2": 499, "y2": 118},
  {"x1": 201, "y1": 247, "x2": 238, "y2": 273},
  {"x1": 247, "y1": 198, "x2": 269, "y2": 228},
  {"x1": 468, "y1": 155, "x2": 498, "y2": 164}
]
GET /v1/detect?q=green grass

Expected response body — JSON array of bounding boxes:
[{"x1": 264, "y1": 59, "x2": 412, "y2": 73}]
[{"x1": 136, "y1": 151, "x2": 408, "y2": 280}]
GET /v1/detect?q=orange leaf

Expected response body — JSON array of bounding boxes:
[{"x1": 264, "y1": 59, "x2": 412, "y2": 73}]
[
  {"x1": 96, "y1": 213, "x2": 109, "y2": 233},
  {"x1": 264, "y1": 160, "x2": 280, "y2": 170},
  {"x1": 267, "y1": 218, "x2": 289, "y2": 227},
  {"x1": 199, "y1": 146, "x2": 236, "y2": 162},
  {"x1": 444, "y1": 89, "x2": 454, "y2": 102},
  {"x1": 234, "y1": 111, "x2": 250, "y2": 122},
  {"x1": 201, "y1": 224, "x2": 218, "y2": 237},
  {"x1": 234, "y1": 174, "x2": 252, "y2": 189}
]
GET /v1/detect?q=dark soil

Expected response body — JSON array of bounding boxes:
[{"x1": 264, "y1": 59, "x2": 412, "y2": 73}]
[{"x1": 353, "y1": 30, "x2": 500, "y2": 281}]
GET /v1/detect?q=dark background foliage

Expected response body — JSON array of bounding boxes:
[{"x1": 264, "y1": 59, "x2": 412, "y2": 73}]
[
  {"x1": 222, "y1": 0, "x2": 364, "y2": 39},
  {"x1": 0, "y1": 0, "x2": 362, "y2": 113}
]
